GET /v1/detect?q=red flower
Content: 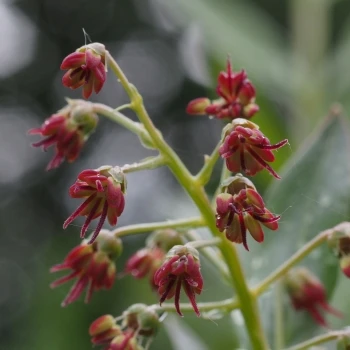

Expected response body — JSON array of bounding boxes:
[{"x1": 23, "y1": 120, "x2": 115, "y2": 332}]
[
  {"x1": 154, "y1": 245, "x2": 203, "y2": 317},
  {"x1": 50, "y1": 231, "x2": 122, "y2": 306},
  {"x1": 125, "y1": 247, "x2": 165, "y2": 279},
  {"x1": 216, "y1": 187, "x2": 279, "y2": 251},
  {"x1": 63, "y1": 166, "x2": 126, "y2": 243},
  {"x1": 61, "y1": 43, "x2": 107, "y2": 99},
  {"x1": 28, "y1": 105, "x2": 97, "y2": 170},
  {"x1": 284, "y1": 268, "x2": 342, "y2": 327},
  {"x1": 89, "y1": 315, "x2": 122, "y2": 346},
  {"x1": 186, "y1": 60, "x2": 259, "y2": 120},
  {"x1": 219, "y1": 119, "x2": 288, "y2": 179}
]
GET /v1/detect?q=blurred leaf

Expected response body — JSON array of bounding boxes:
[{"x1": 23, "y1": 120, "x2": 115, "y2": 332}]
[
  {"x1": 157, "y1": 0, "x2": 290, "y2": 93},
  {"x1": 164, "y1": 315, "x2": 209, "y2": 350},
  {"x1": 247, "y1": 111, "x2": 350, "y2": 345}
]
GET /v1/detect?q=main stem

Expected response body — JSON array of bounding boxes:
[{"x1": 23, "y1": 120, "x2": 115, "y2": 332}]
[{"x1": 106, "y1": 54, "x2": 269, "y2": 349}]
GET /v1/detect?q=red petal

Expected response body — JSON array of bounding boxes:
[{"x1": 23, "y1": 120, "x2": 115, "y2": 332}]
[
  {"x1": 174, "y1": 279, "x2": 183, "y2": 316},
  {"x1": 182, "y1": 280, "x2": 201, "y2": 317},
  {"x1": 60, "y1": 52, "x2": 85, "y2": 70},
  {"x1": 88, "y1": 200, "x2": 108, "y2": 244},
  {"x1": 80, "y1": 198, "x2": 102, "y2": 238},
  {"x1": 85, "y1": 49, "x2": 101, "y2": 69}
]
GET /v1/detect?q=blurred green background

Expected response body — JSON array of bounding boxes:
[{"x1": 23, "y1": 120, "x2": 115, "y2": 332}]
[{"x1": 1, "y1": 0, "x2": 350, "y2": 349}]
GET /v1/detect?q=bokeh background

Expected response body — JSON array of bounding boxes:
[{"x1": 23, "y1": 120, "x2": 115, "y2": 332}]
[{"x1": 1, "y1": 0, "x2": 350, "y2": 349}]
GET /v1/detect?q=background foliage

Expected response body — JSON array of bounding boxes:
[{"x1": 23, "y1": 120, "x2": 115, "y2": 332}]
[{"x1": 1, "y1": 0, "x2": 350, "y2": 349}]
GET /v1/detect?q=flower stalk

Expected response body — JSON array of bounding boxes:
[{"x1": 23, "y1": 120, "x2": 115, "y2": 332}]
[{"x1": 107, "y1": 53, "x2": 269, "y2": 350}]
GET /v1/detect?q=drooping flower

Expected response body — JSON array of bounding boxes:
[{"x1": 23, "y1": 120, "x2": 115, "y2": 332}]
[
  {"x1": 219, "y1": 118, "x2": 288, "y2": 179},
  {"x1": 61, "y1": 43, "x2": 107, "y2": 99},
  {"x1": 216, "y1": 174, "x2": 280, "y2": 250},
  {"x1": 186, "y1": 60, "x2": 259, "y2": 120},
  {"x1": 125, "y1": 229, "x2": 183, "y2": 288},
  {"x1": 125, "y1": 247, "x2": 165, "y2": 280},
  {"x1": 50, "y1": 231, "x2": 122, "y2": 306},
  {"x1": 63, "y1": 166, "x2": 126, "y2": 243},
  {"x1": 28, "y1": 103, "x2": 98, "y2": 170},
  {"x1": 284, "y1": 267, "x2": 342, "y2": 327},
  {"x1": 154, "y1": 245, "x2": 203, "y2": 317}
]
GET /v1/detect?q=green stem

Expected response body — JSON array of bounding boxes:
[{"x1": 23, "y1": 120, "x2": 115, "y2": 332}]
[
  {"x1": 254, "y1": 230, "x2": 329, "y2": 296},
  {"x1": 153, "y1": 297, "x2": 239, "y2": 313},
  {"x1": 114, "y1": 103, "x2": 131, "y2": 112},
  {"x1": 107, "y1": 55, "x2": 269, "y2": 350},
  {"x1": 187, "y1": 237, "x2": 221, "y2": 249},
  {"x1": 184, "y1": 230, "x2": 230, "y2": 283},
  {"x1": 274, "y1": 282, "x2": 285, "y2": 350},
  {"x1": 285, "y1": 329, "x2": 350, "y2": 350},
  {"x1": 121, "y1": 155, "x2": 166, "y2": 173},
  {"x1": 92, "y1": 103, "x2": 145, "y2": 136},
  {"x1": 194, "y1": 141, "x2": 221, "y2": 186},
  {"x1": 112, "y1": 216, "x2": 205, "y2": 238}
]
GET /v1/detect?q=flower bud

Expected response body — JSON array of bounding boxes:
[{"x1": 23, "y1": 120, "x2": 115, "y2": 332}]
[
  {"x1": 146, "y1": 228, "x2": 184, "y2": 251},
  {"x1": 186, "y1": 98, "x2": 211, "y2": 115},
  {"x1": 220, "y1": 173, "x2": 256, "y2": 195},
  {"x1": 89, "y1": 315, "x2": 122, "y2": 345},
  {"x1": 96, "y1": 230, "x2": 123, "y2": 259},
  {"x1": 122, "y1": 304, "x2": 160, "y2": 337}
]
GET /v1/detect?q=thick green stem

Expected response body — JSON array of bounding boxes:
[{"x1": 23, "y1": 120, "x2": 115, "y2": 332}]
[
  {"x1": 107, "y1": 56, "x2": 269, "y2": 350},
  {"x1": 112, "y1": 216, "x2": 205, "y2": 238},
  {"x1": 121, "y1": 155, "x2": 166, "y2": 173},
  {"x1": 285, "y1": 329, "x2": 350, "y2": 350},
  {"x1": 254, "y1": 229, "x2": 329, "y2": 296},
  {"x1": 153, "y1": 297, "x2": 239, "y2": 313},
  {"x1": 274, "y1": 282, "x2": 285, "y2": 350}
]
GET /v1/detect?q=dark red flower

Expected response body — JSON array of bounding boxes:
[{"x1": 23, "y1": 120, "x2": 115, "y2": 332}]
[
  {"x1": 89, "y1": 315, "x2": 122, "y2": 346},
  {"x1": 216, "y1": 186, "x2": 279, "y2": 251},
  {"x1": 154, "y1": 245, "x2": 203, "y2": 317},
  {"x1": 63, "y1": 166, "x2": 126, "y2": 243},
  {"x1": 61, "y1": 43, "x2": 107, "y2": 99},
  {"x1": 219, "y1": 119, "x2": 288, "y2": 179},
  {"x1": 28, "y1": 106, "x2": 97, "y2": 170},
  {"x1": 108, "y1": 331, "x2": 139, "y2": 350},
  {"x1": 50, "y1": 231, "x2": 122, "y2": 306},
  {"x1": 186, "y1": 60, "x2": 259, "y2": 120},
  {"x1": 284, "y1": 268, "x2": 342, "y2": 327}
]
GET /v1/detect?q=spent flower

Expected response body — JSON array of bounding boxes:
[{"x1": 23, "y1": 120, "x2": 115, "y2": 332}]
[
  {"x1": 154, "y1": 245, "x2": 203, "y2": 317},
  {"x1": 64, "y1": 166, "x2": 126, "y2": 243},
  {"x1": 284, "y1": 267, "x2": 342, "y2": 327},
  {"x1": 50, "y1": 231, "x2": 122, "y2": 306},
  {"x1": 61, "y1": 43, "x2": 107, "y2": 99},
  {"x1": 219, "y1": 118, "x2": 288, "y2": 178}
]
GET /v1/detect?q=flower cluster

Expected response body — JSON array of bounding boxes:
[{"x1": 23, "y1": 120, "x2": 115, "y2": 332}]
[
  {"x1": 29, "y1": 102, "x2": 98, "y2": 170},
  {"x1": 186, "y1": 60, "x2": 259, "y2": 120},
  {"x1": 154, "y1": 245, "x2": 203, "y2": 316},
  {"x1": 89, "y1": 304, "x2": 159, "y2": 349},
  {"x1": 216, "y1": 175, "x2": 280, "y2": 250},
  {"x1": 50, "y1": 230, "x2": 122, "y2": 306},
  {"x1": 63, "y1": 166, "x2": 126, "y2": 243},
  {"x1": 284, "y1": 267, "x2": 342, "y2": 327},
  {"x1": 61, "y1": 43, "x2": 107, "y2": 99}
]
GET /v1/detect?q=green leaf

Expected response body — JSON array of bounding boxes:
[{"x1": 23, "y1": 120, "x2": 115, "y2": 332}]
[{"x1": 248, "y1": 111, "x2": 350, "y2": 345}]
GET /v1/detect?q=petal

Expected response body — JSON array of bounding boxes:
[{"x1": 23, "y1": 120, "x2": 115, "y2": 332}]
[
  {"x1": 182, "y1": 280, "x2": 201, "y2": 317},
  {"x1": 83, "y1": 75, "x2": 94, "y2": 99},
  {"x1": 85, "y1": 49, "x2": 102, "y2": 69},
  {"x1": 61, "y1": 275, "x2": 89, "y2": 307},
  {"x1": 60, "y1": 52, "x2": 85, "y2": 69},
  {"x1": 88, "y1": 200, "x2": 109, "y2": 244},
  {"x1": 174, "y1": 279, "x2": 183, "y2": 316},
  {"x1": 80, "y1": 198, "x2": 102, "y2": 238},
  {"x1": 245, "y1": 214, "x2": 264, "y2": 243}
]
